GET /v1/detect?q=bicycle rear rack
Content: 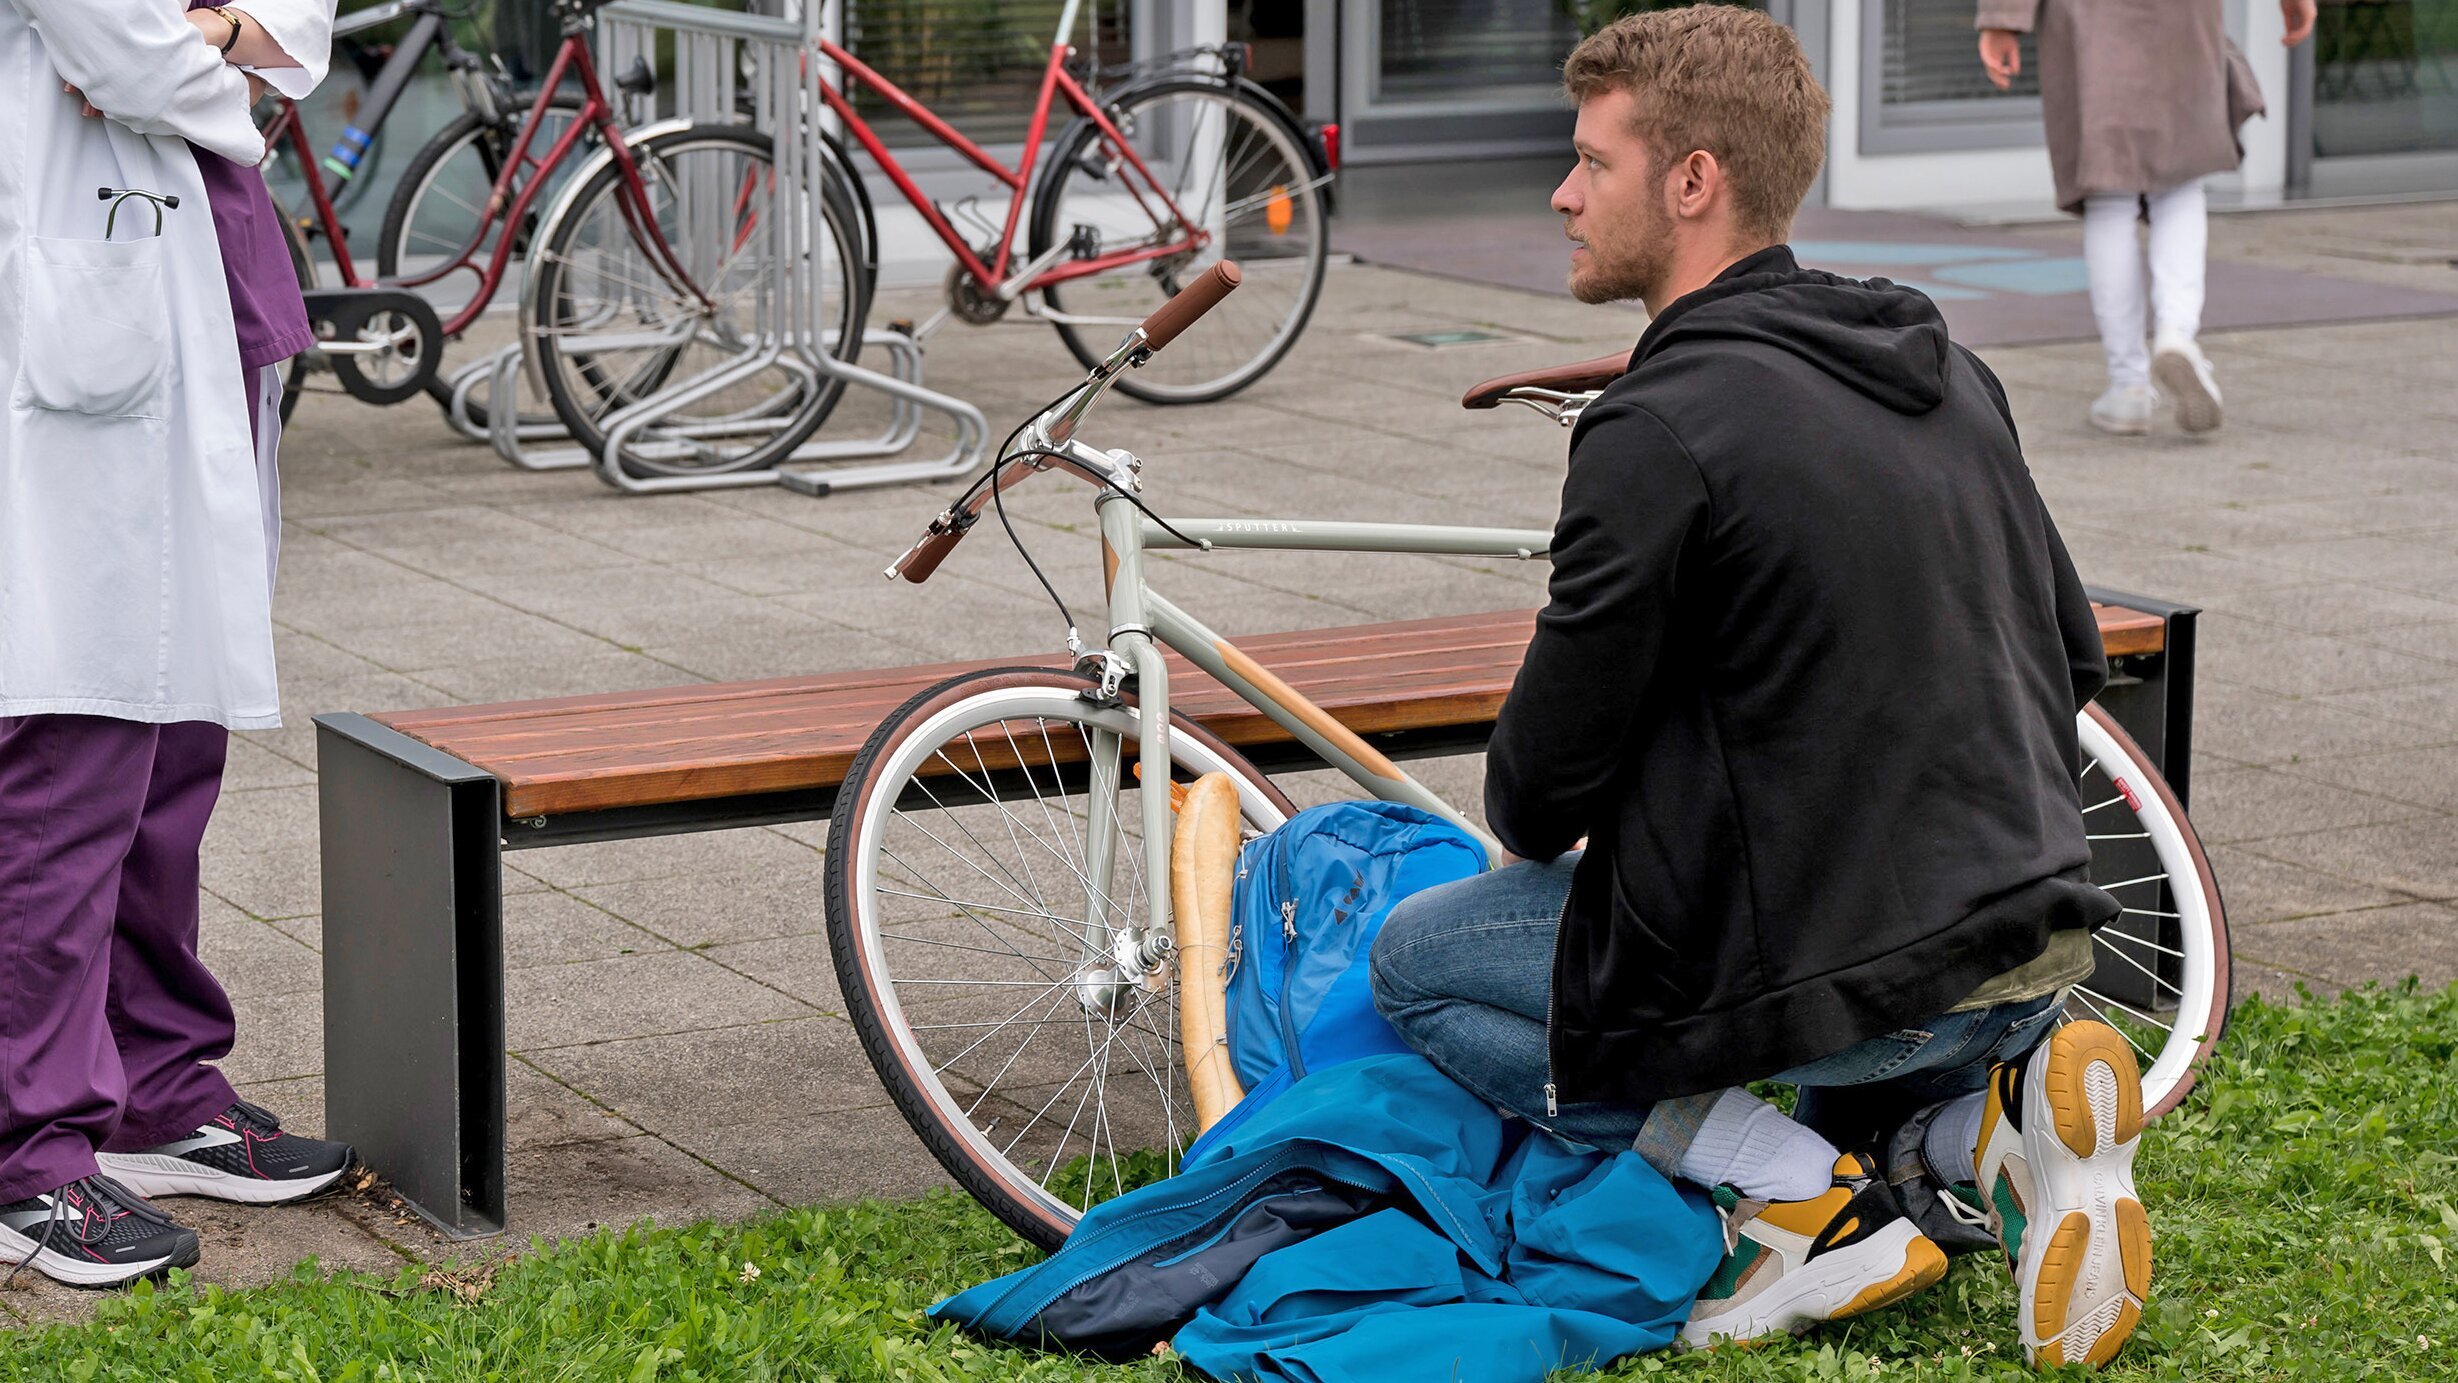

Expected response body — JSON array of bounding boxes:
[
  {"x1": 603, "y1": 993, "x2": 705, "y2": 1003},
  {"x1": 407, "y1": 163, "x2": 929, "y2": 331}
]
[{"x1": 441, "y1": 0, "x2": 986, "y2": 495}]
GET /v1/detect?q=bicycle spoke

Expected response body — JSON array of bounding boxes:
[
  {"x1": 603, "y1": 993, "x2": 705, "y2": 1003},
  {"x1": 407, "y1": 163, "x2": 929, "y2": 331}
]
[
  {"x1": 2089, "y1": 933, "x2": 2186, "y2": 998},
  {"x1": 2067, "y1": 990, "x2": 2163, "y2": 1060},
  {"x1": 2095, "y1": 872, "x2": 2173, "y2": 891},
  {"x1": 2097, "y1": 925, "x2": 2187, "y2": 960}
]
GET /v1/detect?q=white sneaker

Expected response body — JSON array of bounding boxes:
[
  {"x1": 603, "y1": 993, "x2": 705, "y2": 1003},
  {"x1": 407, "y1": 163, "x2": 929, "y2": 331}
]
[
  {"x1": 2087, "y1": 385, "x2": 2158, "y2": 436},
  {"x1": 2150, "y1": 332, "x2": 2222, "y2": 434},
  {"x1": 1970, "y1": 1019, "x2": 2151, "y2": 1370},
  {"x1": 1680, "y1": 1154, "x2": 1948, "y2": 1349}
]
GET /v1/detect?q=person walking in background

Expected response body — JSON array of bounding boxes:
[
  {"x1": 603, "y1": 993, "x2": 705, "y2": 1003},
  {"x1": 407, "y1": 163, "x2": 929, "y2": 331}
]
[
  {"x1": 1977, "y1": 0, "x2": 2316, "y2": 436},
  {"x1": 0, "y1": 0, "x2": 355, "y2": 1290}
]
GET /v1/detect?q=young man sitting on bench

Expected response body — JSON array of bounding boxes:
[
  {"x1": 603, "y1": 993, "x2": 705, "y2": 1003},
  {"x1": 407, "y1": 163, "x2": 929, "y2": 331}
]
[{"x1": 1368, "y1": 9, "x2": 2148, "y2": 1370}]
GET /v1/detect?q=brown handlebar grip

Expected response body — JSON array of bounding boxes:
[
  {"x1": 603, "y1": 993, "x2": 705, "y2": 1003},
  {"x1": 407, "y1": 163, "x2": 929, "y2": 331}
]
[
  {"x1": 899, "y1": 528, "x2": 962, "y2": 584},
  {"x1": 1138, "y1": 261, "x2": 1242, "y2": 352}
]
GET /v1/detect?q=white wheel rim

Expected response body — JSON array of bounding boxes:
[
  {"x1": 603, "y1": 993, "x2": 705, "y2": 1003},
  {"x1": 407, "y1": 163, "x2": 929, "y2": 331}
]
[
  {"x1": 849, "y1": 685, "x2": 1288, "y2": 1229},
  {"x1": 2072, "y1": 708, "x2": 2219, "y2": 1113}
]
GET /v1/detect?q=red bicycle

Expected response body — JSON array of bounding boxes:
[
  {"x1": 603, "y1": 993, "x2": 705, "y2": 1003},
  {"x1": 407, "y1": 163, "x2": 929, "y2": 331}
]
[
  {"x1": 804, "y1": 0, "x2": 1333, "y2": 403},
  {"x1": 266, "y1": 0, "x2": 868, "y2": 469}
]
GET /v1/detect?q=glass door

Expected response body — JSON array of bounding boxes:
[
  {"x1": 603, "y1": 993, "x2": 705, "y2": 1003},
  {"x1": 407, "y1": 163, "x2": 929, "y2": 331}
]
[{"x1": 2297, "y1": 0, "x2": 2458, "y2": 192}]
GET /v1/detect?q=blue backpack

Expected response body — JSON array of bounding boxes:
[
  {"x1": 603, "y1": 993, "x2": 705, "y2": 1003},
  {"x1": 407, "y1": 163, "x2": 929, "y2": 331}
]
[{"x1": 1186, "y1": 800, "x2": 1487, "y2": 1162}]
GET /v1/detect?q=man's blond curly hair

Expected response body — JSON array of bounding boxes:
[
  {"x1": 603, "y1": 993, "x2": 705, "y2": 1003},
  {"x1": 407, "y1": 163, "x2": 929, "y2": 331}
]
[{"x1": 1561, "y1": 7, "x2": 1830, "y2": 242}]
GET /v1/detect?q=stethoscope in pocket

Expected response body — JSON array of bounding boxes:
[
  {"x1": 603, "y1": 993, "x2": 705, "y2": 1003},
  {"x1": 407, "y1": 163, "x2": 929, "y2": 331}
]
[{"x1": 97, "y1": 186, "x2": 181, "y2": 239}]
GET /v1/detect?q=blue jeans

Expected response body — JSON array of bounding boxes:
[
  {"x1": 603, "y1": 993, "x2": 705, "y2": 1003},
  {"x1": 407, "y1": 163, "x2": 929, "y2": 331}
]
[{"x1": 1367, "y1": 856, "x2": 2062, "y2": 1165}]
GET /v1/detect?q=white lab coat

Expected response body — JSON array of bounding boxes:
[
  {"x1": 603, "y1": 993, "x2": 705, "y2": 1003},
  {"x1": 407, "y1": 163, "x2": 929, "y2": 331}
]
[{"x1": 0, "y1": 0, "x2": 331, "y2": 730}]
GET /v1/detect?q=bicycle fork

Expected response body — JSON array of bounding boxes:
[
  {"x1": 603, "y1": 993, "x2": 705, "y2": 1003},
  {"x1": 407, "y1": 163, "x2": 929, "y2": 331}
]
[{"x1": 1075, "y1": 492, "x2": 1177, "y2": 1016}]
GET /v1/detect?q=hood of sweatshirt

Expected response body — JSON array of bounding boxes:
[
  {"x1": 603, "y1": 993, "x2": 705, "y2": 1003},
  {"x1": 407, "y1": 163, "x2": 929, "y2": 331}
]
[{"x1": 1630, "y1": 245, "x2": 1952, "y2": 415}]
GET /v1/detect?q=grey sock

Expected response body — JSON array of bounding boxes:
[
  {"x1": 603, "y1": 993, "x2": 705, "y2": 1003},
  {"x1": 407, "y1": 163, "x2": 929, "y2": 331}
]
[
  {"x1": 1921, "y1": 1092, "x2": 1987, "y2": 1186},
  {"x1": 1674, "y1": 1088, "x2": 1839, "y2": 1202}
]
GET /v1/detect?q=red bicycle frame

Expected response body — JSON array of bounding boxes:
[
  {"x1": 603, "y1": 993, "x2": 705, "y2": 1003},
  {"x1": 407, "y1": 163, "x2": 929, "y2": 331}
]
[
  {"x1": 810, "y1": 31, "x2": 1209, "y2": 296},
  {"x1": 265, "y1": 32, "x2": 713, "y2": 339}
]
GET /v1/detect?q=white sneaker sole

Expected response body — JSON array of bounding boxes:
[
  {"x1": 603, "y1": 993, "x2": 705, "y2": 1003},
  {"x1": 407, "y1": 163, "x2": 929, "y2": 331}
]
[
  {"x1": 96, "y1": 1151, "x2": 350, "y2": 1206},
  {"x1": 2089, "y1": 410, "x2": 2151, "y2": 437},
  {"x1": 2015, "y1": 1021, "x2": 2152, "y2": 1369},
  {"x1": 1680, "y1": 1219, "x2": 1947, "y2": 1349},
  {"x1": 0, "y1": 1221, "x2": 194, "y2": 1288},
  {"x1": 2151, "y1": 349, "x2": 2222, "y2": 434}
]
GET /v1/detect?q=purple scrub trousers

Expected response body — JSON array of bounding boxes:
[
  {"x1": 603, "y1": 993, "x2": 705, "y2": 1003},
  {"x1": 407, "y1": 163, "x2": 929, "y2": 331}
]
[{"x1": 0, "y1": 717, "x2": 241, "y2": 1203}]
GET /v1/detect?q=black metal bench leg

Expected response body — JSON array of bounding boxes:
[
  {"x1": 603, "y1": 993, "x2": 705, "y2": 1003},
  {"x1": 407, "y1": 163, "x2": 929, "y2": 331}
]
[{"x1": 315, "y1": 713, "x2": 506, "y2": 1239}]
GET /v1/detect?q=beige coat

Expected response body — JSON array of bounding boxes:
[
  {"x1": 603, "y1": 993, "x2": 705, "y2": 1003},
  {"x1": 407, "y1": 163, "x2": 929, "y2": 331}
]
[{"x1": 1977, "y1": 0, "x2": 2265, "y2": 213}]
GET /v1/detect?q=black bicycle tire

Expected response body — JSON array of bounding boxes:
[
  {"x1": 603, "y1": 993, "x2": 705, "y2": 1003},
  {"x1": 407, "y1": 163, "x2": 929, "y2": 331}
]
[
  {"x1": 823, "y1": 666, "x2": 1296, "y2": 1250},
  {"x1": 527, "y1": 123, "x2": 872, "y2": 476},
  {"x1": 1029, "y1": 77, "x2": 1327, "y2": 405},
  {"x1": 376, "y1": 96, "x2": 588, "y2": 421},
  {"x1": 277, "y1": 197, "x2": 317, "y2": 424}
]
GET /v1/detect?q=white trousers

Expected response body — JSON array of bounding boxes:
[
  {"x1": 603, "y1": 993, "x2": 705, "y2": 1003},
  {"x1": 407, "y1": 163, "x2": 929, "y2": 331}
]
[{"x1": 2082, "y1": 181, "x2": 2208, "y2": 390}]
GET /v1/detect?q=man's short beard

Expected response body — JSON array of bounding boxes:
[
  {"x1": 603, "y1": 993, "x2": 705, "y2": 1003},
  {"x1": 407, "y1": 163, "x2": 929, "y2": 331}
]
[
  {"x1": 1569, "y1": 243, "x2": 1665, "y2": 305},
  {"x1": 1568, "y1": 172, "x2": 1676, "y2": 305}
]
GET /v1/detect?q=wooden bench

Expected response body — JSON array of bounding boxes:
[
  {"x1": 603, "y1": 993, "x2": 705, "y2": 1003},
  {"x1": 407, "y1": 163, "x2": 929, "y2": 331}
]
[{"x1": 314, "y1": 591, "x2": 2196, "y2": 1237}]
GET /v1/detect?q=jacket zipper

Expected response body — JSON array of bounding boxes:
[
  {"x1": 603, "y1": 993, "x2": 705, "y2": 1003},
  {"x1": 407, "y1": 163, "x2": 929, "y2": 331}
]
[{"x1": 1542, "y1": 886, "x2": 1571, "y2": 1119}]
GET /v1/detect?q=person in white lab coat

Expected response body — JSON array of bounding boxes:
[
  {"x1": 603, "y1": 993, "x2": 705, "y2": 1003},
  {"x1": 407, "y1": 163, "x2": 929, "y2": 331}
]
[{"x1": 0, "y1": 0, "x2": 356, "y2": 1289}]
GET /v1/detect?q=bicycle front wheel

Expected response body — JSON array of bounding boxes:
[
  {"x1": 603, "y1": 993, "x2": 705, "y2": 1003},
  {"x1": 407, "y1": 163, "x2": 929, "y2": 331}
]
[
  {"x1": 826, "y1": 667, "x2": 1295, "y2": 1250},
  {"x1": 2071, "y1": 703, "x2": 2229, "y2": 1119},
  {"x1": 1030, "y1": 79, "x2": 1327, "y2": 404},
  {"x1": 526, "y1": 123, "x2": 870, "y2": 475}
]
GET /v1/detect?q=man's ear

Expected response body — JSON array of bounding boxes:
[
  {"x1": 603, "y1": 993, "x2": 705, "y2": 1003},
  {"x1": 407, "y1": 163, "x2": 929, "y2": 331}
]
[{"x1": 1673, "y1": 150, "x2": 1722, "y2": 223}]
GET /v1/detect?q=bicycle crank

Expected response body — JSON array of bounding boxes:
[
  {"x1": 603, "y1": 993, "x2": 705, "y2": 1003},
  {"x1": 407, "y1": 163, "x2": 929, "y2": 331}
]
[
  {"x1": 302, "y1": 287, "x2": 444, "y2": 406},
  {"x1": 944, "y1": 263, "x2": 1011, "y2": 326}
]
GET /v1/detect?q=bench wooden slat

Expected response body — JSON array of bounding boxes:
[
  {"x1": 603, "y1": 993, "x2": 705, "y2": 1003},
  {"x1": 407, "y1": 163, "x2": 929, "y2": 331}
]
[
  {"x1": 377, "y1": 605, "x2": 2166, "y2": 820},
  {"x1": 410, "y1": 636, "x2": 1543, "y2": 770}
]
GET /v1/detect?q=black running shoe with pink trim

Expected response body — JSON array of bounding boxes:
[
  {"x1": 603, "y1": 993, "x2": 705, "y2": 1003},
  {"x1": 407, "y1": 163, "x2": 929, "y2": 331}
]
[
  {"x1": 98, "y1": 1100, "x2": 355, "y2": 1206},
  {"x1": 0, "y1": 1175, "x2": 200, "y2": 1289}
]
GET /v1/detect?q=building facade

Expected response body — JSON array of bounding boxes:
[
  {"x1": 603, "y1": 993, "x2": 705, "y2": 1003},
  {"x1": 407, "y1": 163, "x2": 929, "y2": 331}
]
[{"x1": 1264, "y1": 0, "x2": 2456, "y2": 208}]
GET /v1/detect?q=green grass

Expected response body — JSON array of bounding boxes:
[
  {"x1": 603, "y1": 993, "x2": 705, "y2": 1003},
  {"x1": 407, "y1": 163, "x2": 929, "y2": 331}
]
[{"x1": 8, "y1": 983, "x2": 2456, "y2": 1382}]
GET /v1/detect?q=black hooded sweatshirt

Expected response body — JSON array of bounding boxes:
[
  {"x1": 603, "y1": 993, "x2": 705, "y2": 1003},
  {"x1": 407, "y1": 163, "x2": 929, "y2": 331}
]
[{"x1": 1488, "y1": 245, "x2": 2119, "y2": 1107}]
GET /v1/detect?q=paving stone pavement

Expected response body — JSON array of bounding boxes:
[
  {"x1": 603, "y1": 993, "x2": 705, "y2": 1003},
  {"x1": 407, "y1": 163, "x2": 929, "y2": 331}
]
[{"x1": 5, "y1": 202, "x2": 2455, "y2": 1325}]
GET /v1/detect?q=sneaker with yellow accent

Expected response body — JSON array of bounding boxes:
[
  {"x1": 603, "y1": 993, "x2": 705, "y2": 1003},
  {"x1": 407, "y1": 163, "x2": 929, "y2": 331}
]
[
  {"x1": 1680, "y1": 1153, "x2": 1949, "y2": 1349},
  {"x1": 1969, "y1": 1019, "x2": 2152, "y2": 1369}
]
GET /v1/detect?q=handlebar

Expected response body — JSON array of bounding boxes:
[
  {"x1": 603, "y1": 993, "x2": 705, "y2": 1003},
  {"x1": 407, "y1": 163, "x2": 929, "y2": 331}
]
[
  {"x1": 886, "y1": 263, "x2": 1246, "y2": 584},
  {"x1": 897, "y1": 524, "x2": 963, "y2": 583},
  {"x1": 1138, "y1": 262, "x2": 1241, "y2": 353}
]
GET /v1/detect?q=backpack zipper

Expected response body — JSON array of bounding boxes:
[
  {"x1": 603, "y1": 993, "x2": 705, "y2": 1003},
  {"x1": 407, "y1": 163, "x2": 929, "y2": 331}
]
[{"x1": 1276, "y1": 897, "x2": 1308, "y2": 1080}]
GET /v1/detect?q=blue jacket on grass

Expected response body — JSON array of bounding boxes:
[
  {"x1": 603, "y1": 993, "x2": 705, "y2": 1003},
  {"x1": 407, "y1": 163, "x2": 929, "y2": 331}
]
[{"x1": 933, "y1": 1055, "x2": 1723, "y2": 1382}]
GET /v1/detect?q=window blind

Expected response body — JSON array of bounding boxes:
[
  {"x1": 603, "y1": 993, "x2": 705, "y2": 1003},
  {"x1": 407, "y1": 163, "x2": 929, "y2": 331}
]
[{"x1": 1883, "y1": 0, "x2": 2038, "y2": 105}]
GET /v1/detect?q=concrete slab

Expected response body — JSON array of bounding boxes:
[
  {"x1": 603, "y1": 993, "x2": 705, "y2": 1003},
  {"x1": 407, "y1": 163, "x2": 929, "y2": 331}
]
[
  {"x1": 2204, "y1": 843, "x2": 2412, "y2": 925},
  {"x1": 2234, "y1": 903, "x2": 2458, "y2": 991},
  {"x1": 2188, "y1": 766, "x2": 2436, "y2": 847},
  {"x1": 2236, "y1": 818, "x2": 2458, "y2": 900},
  {"x1": 503, "y1": 951, "x2": 817, "y2": 1053},
  {"x1": 575, "y1": 867, "x2": 833, "y2": 950}
]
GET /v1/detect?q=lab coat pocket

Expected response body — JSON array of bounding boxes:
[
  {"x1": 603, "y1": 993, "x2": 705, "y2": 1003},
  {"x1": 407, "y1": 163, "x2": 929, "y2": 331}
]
[{"x1": 14, "y1": 235, "x2": 174, "y2": 420}]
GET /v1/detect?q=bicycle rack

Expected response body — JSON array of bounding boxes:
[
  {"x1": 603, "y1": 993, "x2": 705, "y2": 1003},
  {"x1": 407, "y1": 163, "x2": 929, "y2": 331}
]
[{"x1": 441, "y1": 0, "x2": 987, "y2": 495}]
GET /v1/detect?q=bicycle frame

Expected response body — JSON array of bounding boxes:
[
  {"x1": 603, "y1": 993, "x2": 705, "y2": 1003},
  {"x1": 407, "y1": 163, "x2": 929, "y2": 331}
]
[
  {"x1": 809, "y1": 0, "x2": 1208, "y2": 298},
  {"x1": 1075, "y1": 470, "x2": 1553, "y2": 954},
  {"x1": 267, "y1": 21, "x2": 707, "y2": 340}
]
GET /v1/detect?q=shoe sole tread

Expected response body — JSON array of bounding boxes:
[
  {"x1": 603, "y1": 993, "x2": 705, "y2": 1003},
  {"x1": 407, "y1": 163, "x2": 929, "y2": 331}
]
[{"x1": 2020, "y1": 1020, "x2": 2151, "y2": 1370}]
